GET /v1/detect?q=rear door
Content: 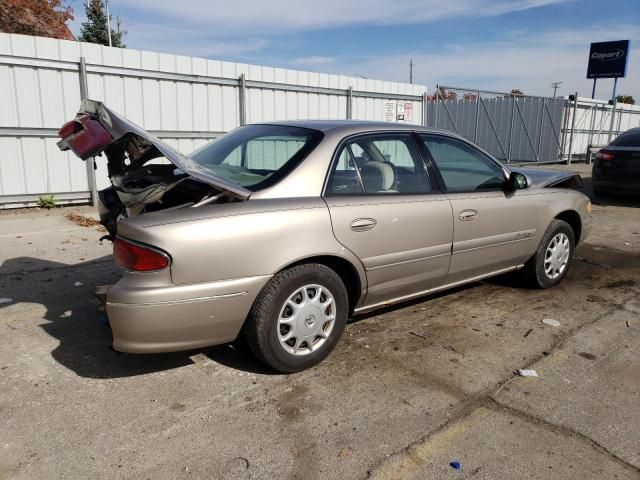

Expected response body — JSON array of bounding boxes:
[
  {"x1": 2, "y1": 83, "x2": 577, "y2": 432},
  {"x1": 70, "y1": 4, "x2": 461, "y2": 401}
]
[
  {"x1": 324, "y1": 132, "x2": 453, "y2": 307},
  {"x1": 418, "y1": 134, "x2": 538, "y2": 283}
]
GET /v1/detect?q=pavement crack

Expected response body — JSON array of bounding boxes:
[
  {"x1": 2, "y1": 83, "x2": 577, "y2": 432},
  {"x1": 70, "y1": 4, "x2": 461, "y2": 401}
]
[
  {"x1": 487, "y1": 398, "x2": 640, "y2": 475},
  {"x1": 366, "y1": 293, "x2": 639, "y2": 479}
]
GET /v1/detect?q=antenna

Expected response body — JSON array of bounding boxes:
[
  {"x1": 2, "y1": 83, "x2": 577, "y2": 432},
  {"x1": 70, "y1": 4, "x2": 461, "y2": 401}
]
[{"x1": 409, "y1": 59, "x2": 414, "y2": 84}]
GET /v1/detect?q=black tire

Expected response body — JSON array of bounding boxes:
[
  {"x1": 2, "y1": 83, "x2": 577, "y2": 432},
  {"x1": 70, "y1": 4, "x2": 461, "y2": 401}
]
[
  {"x1": 521, "y1": 219, "x2": 575, "y2": 289},
  {"x1": 244, "y1": 263, "x2": 348, "y2": 373}
]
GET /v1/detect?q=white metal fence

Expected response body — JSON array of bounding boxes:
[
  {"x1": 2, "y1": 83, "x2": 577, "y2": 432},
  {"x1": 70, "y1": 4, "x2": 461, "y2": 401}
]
[
  {"x1": 3, "y1": 33, "x2": 639, "y2": 209},
  {"x1": 562, "y1": 96, "x2": 640, "y2": 162},
  {"x1": 0, "y1": 32, "x2": 427, "y2": 208}
]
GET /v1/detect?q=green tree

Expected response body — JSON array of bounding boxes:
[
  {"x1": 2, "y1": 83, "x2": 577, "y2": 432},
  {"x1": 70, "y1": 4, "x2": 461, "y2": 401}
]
[
  {"x1": 616, "y1": 94, "x2": 635, "y2": 105},
  {"x1": 78, "y1": 0, "x2": 125, "y2": 47}
]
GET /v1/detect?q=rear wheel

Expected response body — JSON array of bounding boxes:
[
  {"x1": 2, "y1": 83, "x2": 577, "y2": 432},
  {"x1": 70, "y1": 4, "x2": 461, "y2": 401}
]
[
  {"x1": 521, "y1": 219, "x2": 575, "y2": 289},
  {"x1": 244, "y1": 263, "x2": 348, "y2": 373}
]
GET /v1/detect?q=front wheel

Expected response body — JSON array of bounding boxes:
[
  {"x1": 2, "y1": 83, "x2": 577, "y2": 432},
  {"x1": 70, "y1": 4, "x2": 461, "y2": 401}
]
[
  {"x1": 244, "y1": 263, "x2": 348, "y2": 373},
  {"x1": 521, "y1": 219, "x2": 575, "y2": 289}
]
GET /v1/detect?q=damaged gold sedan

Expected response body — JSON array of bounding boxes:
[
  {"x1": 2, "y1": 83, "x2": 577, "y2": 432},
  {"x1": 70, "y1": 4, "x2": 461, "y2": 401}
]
[{"x1": 58, "y1": 100, "x2": 592, "y2": 372}]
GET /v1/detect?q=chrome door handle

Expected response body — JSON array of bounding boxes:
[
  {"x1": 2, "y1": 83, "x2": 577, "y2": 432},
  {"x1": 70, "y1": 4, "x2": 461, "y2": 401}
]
[
  {"x1": 350, "y1": 218, "x2": 377, "y2": 232},
  {"x1": 458, "y1": 210, "x2": 478, "y2": 221}
]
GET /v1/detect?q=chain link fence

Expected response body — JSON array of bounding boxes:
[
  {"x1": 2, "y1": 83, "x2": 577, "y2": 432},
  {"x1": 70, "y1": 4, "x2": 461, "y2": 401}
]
[{"x1": 426, "y1": 85, "x2": 566, "y2": 164}]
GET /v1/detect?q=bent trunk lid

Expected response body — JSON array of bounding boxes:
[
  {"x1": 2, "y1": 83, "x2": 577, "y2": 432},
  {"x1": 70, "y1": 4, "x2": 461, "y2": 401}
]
[{"x1": 58, "y1": 99, "x2": 250, "y2": 200}]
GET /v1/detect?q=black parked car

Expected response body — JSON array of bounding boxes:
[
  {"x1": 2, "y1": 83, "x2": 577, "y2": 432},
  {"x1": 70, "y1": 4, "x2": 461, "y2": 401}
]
[{"x1": 592, "y1": 128, "x2": 640, "y2": 197}]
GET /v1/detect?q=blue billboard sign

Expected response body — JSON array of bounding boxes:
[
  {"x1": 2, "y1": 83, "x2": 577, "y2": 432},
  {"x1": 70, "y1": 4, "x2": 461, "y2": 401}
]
[{"x1": 587, "y1": 40, "x2": 630, "y2": 79}]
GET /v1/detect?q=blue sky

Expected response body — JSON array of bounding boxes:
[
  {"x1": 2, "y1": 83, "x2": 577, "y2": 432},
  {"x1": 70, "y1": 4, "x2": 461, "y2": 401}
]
[{"x1": 67, "y1": 0, "x2": 640, "y2": 99}]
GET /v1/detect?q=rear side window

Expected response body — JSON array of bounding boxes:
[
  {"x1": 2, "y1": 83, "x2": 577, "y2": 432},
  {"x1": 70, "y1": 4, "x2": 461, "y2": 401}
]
[
  {"x1": 327, "y1": 133, "x2": 432, "y2": 195},
  {"x1": 222, "y1": 137, "x2": 306, "y2": 170},
  {"x1": 189, "y1": 125, "x2": 323, "y2": 191},
  {"x1": 420, "y1": 135, "x2": 506, "y2": 192},
  {"x1": 610, "y1": 130, "x2": 640, "y2": 147}
]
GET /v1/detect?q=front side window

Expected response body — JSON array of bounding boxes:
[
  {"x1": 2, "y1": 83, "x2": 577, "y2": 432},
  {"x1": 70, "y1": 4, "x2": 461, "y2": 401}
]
[
  {"x1": 188, "y1": 125, "x2": 323, "y2": 191},
  {"x1": 327, "y1": 133, "x2": 431, "y2": 194},
  {"x1": 420, "y1": 135, "x2": 506, "y2": 192}
]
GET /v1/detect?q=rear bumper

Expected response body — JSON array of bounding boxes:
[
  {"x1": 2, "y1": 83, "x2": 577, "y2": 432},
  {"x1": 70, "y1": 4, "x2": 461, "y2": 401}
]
[
  {"x1": 105, "y1": 274, "x2": 271, "y2": 353},
  {"x1": 592, "y1": 169, "x2": 640, "y2": 193},
  {"x1": 592, "y1": 179, "x2": 640, "y2": 193}
]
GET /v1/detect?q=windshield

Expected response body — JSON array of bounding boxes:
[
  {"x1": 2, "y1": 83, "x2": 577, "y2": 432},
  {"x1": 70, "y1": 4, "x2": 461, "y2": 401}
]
[{"x1": 188, "y1": 125, "x2": 323, "y2": 191}]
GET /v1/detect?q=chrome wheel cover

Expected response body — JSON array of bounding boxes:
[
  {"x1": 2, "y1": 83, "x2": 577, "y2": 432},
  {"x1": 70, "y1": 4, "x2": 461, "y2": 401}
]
[
  {"x1": 544, "y1": 232, "x2": 570, "y2": 279},
  {"x1": 277, "y1": 284, "x2": 336, "y2": 356}
]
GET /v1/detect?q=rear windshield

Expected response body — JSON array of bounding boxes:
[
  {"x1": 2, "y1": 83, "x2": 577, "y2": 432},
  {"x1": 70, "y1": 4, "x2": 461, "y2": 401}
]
[
  {"x1": 189, "y1": 125, "x2": 323, "y2": 191},
  {"x1": 610, "y1": 130, "x2": 640, "y2": 147}
]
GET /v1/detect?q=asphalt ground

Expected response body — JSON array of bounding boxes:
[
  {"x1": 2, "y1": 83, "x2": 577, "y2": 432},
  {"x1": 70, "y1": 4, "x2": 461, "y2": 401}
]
[{"x1": 1, "y1": 164, "x2": 639, "y2": 479}]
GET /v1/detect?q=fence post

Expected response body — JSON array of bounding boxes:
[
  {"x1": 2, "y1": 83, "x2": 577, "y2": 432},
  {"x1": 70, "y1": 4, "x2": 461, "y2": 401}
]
[
  {"x1": 473, "y1": 90, "x2": 480, "y2": 142},
  {"x1": 536, "y1": 98, "x2": 546, "y2": 161},
  {"x1": 607, "y1": 98, "x2": 617, "y2": 142},
  {"x1": 346, "y1": 86, "x2": 353, "y2": 119},
  {"x1": 434, "y1": 83, "x2": 439, "y2": 128},
  {"x1": 506, "y1": 93, "x2": 516, "y2": 164},
  {"x1": 422, "y1": 92, "x2": 428, "y2": 127},
  {"x1": 238, "y1": 74, "x2": 247, "y2": 126},
  {"x1": 559, "y1": 98, "x2": 570, "y2": 161},
  {"x1": 78, "y1": 57, "x2": 98, "y2": 207},
  {"x1": 567, "y1": 92, "x2": 578, "y2": 165},
  {"x1": 587, "y1": 103, "x2": 596, "y2": 148}
]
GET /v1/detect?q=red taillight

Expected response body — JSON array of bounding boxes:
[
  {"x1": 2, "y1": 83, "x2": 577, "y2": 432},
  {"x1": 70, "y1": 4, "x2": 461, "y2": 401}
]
[
  {"x1": 113, "y1": 237, "x2": 170, "y2": 272},
  {"x1": 58, "y1": 120, "x2": 83, "y2": 138},
  {"x1": 58, "y1": 114, "x2": 113, "y2": 160},
  {"x1": 596, "y1": 150, "x2": 615, "y2": 161}
]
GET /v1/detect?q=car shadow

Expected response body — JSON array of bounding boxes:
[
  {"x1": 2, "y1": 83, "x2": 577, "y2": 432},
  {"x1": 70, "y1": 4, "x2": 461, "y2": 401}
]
[
  {"x1": 0, "y1": 255, "x2": 273, "y2": 378},
  {"x1": 1, "y1": 254, "x2": 490, "y2": 378},
  {"x1": 348, "y1": 282, "x2": 480, "y2": 323},
  {"x1": 6, "y1": 241, "x2": 635, "y2": 379}
]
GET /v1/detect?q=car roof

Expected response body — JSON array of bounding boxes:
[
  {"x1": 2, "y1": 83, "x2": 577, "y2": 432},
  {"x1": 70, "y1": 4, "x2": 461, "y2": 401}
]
[{"x1": 254, "y1": 119, "x2": 452, "y2": 135}]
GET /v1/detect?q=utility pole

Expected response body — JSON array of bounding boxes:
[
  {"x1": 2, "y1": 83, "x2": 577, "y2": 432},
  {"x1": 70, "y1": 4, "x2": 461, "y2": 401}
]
[
  {"x1": 551, "y1": 81, "x2": 563, "y2": 98},
  {"x1": 409, "y1": 59, "x2": 413, "y2": 84},
  {"x1": 104, "y1": 0, "x2": 112, "y2": 47}
]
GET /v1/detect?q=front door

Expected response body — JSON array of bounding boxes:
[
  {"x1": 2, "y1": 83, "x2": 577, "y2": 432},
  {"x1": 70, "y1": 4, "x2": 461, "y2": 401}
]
[
  {"x1": 324, "y1": 132, "x2": 453, "y2": 307},
  {"x1": 419, "y1": 134, "x2": 538, "y2": 283}
]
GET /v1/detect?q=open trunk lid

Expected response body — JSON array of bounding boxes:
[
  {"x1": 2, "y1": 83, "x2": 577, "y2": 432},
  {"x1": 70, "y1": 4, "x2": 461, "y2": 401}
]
[{"x1": 57, "y1": 99, "x2": 250, "y2": 200}]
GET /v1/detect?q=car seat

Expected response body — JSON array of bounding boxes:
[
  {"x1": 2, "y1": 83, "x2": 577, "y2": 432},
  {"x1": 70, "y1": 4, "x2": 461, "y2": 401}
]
[{"x1": 361, "y1": 161, "x2": 396, "y2": 192}]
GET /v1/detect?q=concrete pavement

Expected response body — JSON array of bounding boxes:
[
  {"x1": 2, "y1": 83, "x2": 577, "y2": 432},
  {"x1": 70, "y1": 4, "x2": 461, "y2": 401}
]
[{"x1": 1, "y1": 166, "x2": 639, "y2": 480}]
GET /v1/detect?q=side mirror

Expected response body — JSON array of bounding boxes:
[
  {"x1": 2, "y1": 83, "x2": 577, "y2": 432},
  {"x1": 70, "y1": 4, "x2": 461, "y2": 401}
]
[{"x1": 507, "y1": 171, "x2": 528, "y2": 190}]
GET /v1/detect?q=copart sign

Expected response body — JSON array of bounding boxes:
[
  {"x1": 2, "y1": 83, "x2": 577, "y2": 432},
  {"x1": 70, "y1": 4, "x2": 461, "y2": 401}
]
[{"x1": 587, "y1": 40, "x2": 630, "y2": 79}]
